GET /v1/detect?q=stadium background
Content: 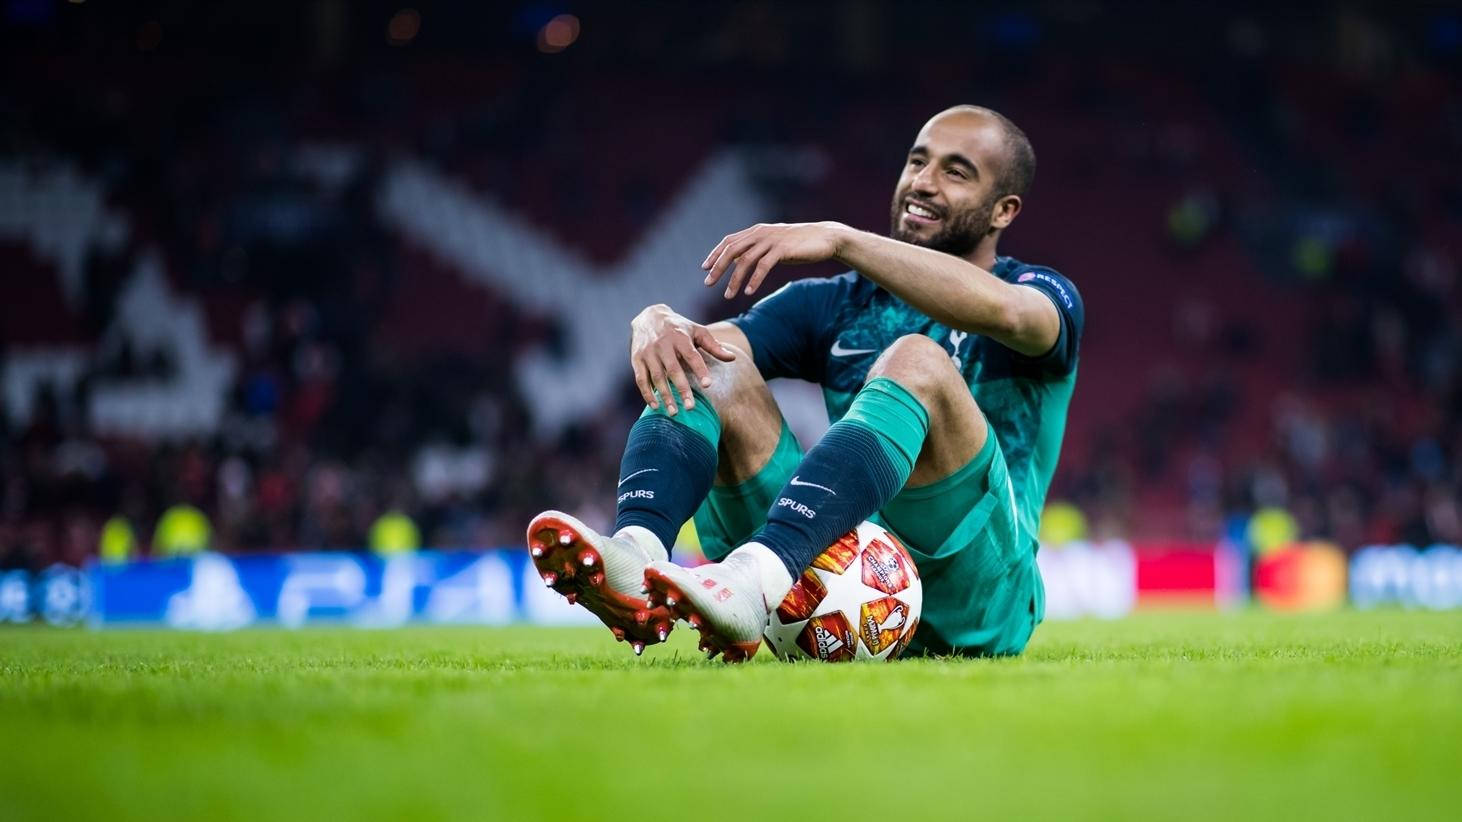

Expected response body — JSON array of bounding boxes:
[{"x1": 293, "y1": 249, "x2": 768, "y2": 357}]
[{"x1": 1, "y1": 0, "x2": 1459, "y2": 623}]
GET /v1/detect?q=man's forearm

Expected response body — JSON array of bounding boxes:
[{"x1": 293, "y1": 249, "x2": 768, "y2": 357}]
[{"x1": 831, "y1": 227, "x2": 1020, "y2": 337}]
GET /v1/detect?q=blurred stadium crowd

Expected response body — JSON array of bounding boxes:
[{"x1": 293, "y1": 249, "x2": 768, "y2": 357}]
[{"x1": 1, "y1": 1, "x2": 1459, "y2": 568}]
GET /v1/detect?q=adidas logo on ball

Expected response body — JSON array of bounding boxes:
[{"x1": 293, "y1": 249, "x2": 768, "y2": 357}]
[{"x1": 813, "y1": 625, "x2": 845, "y2": 658}]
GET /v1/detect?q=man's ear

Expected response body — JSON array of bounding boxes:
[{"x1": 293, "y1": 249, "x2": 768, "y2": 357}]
[{"x1": 991, "y1": 195, "x2": 1022, "y2": 230}]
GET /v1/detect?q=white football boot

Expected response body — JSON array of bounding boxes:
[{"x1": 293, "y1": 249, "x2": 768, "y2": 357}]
[
  {"x1": 642, "y1": 543, "x2": 792, "y2": 663},
  {"x1": 526, "y1": 510, "x2": 674, "y2": 655}
]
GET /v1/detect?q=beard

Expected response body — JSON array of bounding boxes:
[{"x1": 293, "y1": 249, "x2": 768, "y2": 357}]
[{"x1": 888, "y1": 189, "x2": 999, "y2": 257}]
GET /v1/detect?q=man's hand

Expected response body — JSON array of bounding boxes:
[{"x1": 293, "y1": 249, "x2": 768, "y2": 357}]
[
  {"x1": 630, "y1": 304, "x2": 736, "y2": 415},
  {"x1": 701, "y1": 222, "x2": 850, "y2": 299}
]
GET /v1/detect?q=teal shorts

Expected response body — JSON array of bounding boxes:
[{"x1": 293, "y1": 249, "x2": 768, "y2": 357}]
[{"x1": 693, "y1": 422, "x2": 1042, "y2": 657}]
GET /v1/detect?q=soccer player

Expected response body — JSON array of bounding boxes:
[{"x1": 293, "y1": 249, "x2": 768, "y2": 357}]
[{"x1": 527, "y1": 105, "x2": 1083, "y2": 661}]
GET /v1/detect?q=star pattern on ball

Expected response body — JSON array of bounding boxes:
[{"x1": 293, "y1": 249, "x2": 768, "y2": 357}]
[{"x1": 813, "y1": 562, "x2": 893, "y2": 624}]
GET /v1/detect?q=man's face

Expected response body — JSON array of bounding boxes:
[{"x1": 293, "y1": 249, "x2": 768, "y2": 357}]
[{"x1": 889, "y1": 111, "x2": 1011, "y2": 257}]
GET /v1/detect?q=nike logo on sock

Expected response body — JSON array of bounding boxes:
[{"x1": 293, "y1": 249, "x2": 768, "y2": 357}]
[
  {"x1": 618, "y1": 468, "x2": 659, "y2": 487},
  {"x1": 789, "y1": 476, "x2": 836, "y2": 495},
  {"x1": 830, "y1": 340, "x2": 877, "y2": 357}
]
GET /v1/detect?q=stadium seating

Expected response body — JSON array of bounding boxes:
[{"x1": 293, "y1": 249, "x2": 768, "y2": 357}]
[{"x1": 1, "y1": 14, "x2": 1457, "y2": 564}]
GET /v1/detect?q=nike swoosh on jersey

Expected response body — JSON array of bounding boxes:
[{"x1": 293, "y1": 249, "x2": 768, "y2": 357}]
[
  {"x1": 618, "y1": 468, "x2": 659, "y2": 487},
  {"x1": 830, "y1": 341, "x2": 877, "y2": 357},
  {"x1": 789, "y1": 475, "x2": 837, "y2": 495}
]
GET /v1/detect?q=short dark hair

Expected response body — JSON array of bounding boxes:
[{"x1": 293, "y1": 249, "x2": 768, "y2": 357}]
[{"x1": 945, "y1": 105, "x2": 1036, "y2": 200}]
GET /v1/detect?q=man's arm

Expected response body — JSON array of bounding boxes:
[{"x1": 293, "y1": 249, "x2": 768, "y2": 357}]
[
  {"x1": 833, "y1": 228, "x2": 1059, "y2": 357},
  {"x1": 702, "y1": 222, "x2": 1060, "y2": 358}
]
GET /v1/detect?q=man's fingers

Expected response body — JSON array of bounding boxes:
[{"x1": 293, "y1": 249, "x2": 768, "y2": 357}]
[
  {"x1": 701, "y1": 234, "x2": 732, "y2": 272},
  {"x1": 706, "y1": 233, "x2": 761, "y2": 288},
  {"x1": 654, "y1": 345, "x2": 692, "y2": 413},
  {"x1": 693, "y1": 326, "x2": 737, "y2": 362},
  {"x1": 725, "y1": 240, "x2": 772, "y2": 298},
  {"x1": 705, "y1": 243, "x2": 744, "y2": 286},
  {"x1": 667, "y1": 355, "x2": 697, "y2": 412},
  {"x1": 632, "y1": 357, "x2": 657, "y2": 409},
  {"x1": 702, "y1": 227, "x2": 754, "y2": 272},
  {"x1": 645, "y1": 353, "x2": 676, "y2": 415},
  {"x1": 745, "y1": 249, "x2": 783, "y2": 296},
  {"x1": 674, "y1": 336, "x2": 714, "y2": 389},
  {"x1": 702, "y1": 233, "x2": 745, "y2": 283}
]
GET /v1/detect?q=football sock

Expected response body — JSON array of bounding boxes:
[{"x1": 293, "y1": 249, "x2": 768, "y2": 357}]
[
  {"x1": 613, "y1": 386, "x2": 720, "y2": 554},
  {"x1": 751, "y1": 377, "x2": 929, "y2": 577}
]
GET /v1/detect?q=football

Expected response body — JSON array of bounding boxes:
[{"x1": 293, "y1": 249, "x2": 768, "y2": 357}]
[{"x1": 763, "y1": 521, "x2": 923, "y2": 662}]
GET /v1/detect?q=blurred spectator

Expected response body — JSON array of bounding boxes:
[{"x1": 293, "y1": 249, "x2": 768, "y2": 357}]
[
  {"x1": 98, "y1": 515, "x2": 136, "y2": 563},
  {"x1": 369, "y1": 511, "x2": 421, "y2": 555},
  {"x1": 153, "y1": 504, "x2": 212, "y2": 557}
]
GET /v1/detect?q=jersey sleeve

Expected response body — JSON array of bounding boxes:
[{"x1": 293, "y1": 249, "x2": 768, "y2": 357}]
[
  {"x1": 1011, "y1": 266, "x2": 1084, "y2": 376},
  {"x1": 725, "y1": 275, "x2": 848, "y2": 382}
]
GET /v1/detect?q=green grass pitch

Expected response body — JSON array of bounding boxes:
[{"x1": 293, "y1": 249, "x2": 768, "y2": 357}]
[{"x1": 1, "y1": 610, "x2": 1458, "y2": 821}]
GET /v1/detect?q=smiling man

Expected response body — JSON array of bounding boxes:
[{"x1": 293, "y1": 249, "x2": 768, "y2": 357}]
[{"x1": 526, "y1": 105, "x2": 1083, "y2": 661}]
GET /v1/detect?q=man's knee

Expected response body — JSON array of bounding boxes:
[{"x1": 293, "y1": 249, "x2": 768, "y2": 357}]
[
  {"x1": 697, "y1": 343, "x2": 785, "y2": 485},
  {"x1": 698, "y1": 342, "x2": 781, "y2": 433},
  {"x1": 868, "y1": 335, "x2": 987, "y2": 485},
  {"x1": 867, "y1": 334, "x2": 964, "y2": 403},
  {"x1": 699, "y1": 343, "x2": 762, "y2": 405}
]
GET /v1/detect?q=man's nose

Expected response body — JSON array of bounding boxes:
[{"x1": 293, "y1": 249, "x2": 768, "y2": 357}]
[{"x1": 910, "y1": 165, "x2": 939, "y2": 195}]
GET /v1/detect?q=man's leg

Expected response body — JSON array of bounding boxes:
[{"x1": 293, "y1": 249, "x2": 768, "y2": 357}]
[
  {"x1": 689, "y1": 350, "x2": 805, "y2": 562},
  {"x1": 692, "y1": 420, "x2": 802, "y2": 562},
  {"x1": 526, "y1": 344, "x2": 787, "y2": 653},
  {"x1": 876, "y1": 430, "x2": 1036, "y2": 657},
  {"x1": 646, "y1": 334, "x2": 990, "y2": 661}
]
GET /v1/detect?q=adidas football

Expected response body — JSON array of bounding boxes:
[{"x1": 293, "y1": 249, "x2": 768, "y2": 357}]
[{"x1": 763, "y1": 521, "x2": 922, "y2": 662}]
